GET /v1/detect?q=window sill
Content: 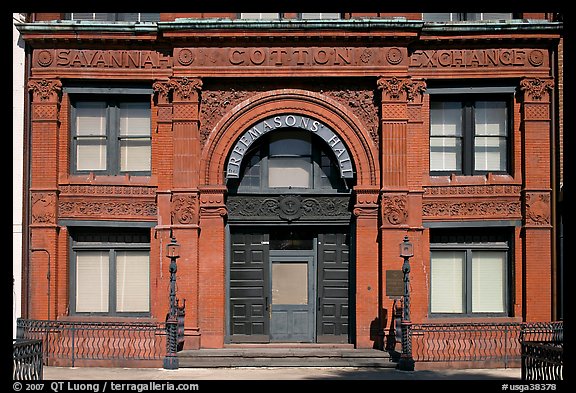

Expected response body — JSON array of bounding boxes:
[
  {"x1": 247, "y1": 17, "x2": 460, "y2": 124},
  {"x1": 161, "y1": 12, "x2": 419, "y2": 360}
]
[
  {"x1": 59, "y1": 315, "x2": 158, "y2": 323},
  {"x1": 63, "y1": 173, "x2": 157, "y2": 186},
  {"x1": 427, "y1": 173, "x2": 517, "y2": 186},
  {"x1": 422, "y1": 315, "x2": 523, "y2": 324}
]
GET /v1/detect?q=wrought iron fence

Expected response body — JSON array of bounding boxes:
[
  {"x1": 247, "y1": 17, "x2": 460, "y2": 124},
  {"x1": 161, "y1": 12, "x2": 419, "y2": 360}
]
[
  {"x1": 13, "y1": 339, "x2": 43, "y2": 380},
  {"x1": 521, "y1": 342, "x2": 563, "y2": 380},
  {"x1": 410, "y1": 321, "x2": 563, "y2": 369},
  {"x1": 16, "y1": 319, "x2": 167, "y2": 367}
]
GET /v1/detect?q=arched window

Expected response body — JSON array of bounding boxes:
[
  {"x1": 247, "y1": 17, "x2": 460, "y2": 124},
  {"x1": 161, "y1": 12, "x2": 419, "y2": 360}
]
[{"x1": 227, "y1": 129, "x2": 351, "y2": 194}]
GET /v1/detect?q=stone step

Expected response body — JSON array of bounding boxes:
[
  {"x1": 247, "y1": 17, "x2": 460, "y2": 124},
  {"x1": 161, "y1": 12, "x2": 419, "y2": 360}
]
[{"x1": 177, "y1": 347, "x2": 398, "y2": 368}]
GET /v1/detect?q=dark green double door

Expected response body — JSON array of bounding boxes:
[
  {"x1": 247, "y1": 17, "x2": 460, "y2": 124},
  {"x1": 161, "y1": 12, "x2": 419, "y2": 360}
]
[{"x1": 229, "y1": 229, "x2": 350, "y2": 343}]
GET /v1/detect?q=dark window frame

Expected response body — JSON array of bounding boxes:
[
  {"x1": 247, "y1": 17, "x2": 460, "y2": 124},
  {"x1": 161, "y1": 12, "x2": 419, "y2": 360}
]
[
  {"x1": 69, "y1": 228, "x2": 151, "y2": 317},
  {"x1": 429, "y1": 228, "x2": 513, "y2": 318},
  {"x1": 429, "y1": 93, "x2": 513, "y2": 176},
  {"x1": 69, "y1": 90, "x2": 152, "y2": 176},
  {"x1": 228, "y1": 129, "x2": 350, "y2": 194}
]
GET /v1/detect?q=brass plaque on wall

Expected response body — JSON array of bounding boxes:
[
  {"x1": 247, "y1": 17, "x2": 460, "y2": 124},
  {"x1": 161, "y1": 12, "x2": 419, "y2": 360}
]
[{"x1": 386, "y1": 270, "x2": 404, "y2": 298}]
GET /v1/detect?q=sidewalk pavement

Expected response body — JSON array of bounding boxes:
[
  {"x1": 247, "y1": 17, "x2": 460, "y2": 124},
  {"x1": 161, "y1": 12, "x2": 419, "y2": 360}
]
[{"x1": 43, "y1": 366, "x2": 522, "y2": 380}]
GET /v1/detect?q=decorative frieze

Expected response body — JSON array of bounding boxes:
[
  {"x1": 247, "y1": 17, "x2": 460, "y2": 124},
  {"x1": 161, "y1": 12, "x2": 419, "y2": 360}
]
[
  {"x1": 525, "y1": 192, "x2": 551, "y2": 226},
  {"x1": 322, "y1": 89, "x2": 379, "y2": 147},
  {"x1": 381, "y1": 194, "x2": 408, "y2": 225},
  {"x1": 59, "y1": 200, "x2": 157, "y2": 218},
  {"x1": 171, "y1": 193, "x2": 199, "y2": 225},
  {"x1": 31, "y1": 192, "x2": 57, "y2": 224},
  {"x1": 422, "y1": 200, "x2": 521, "y2": 218},
  {"x1": 227, "y1": 195, "x2": 351, "y2": 222},
  {"x1": 200, "y1": 89, "x2": 253, "y2": 145}
]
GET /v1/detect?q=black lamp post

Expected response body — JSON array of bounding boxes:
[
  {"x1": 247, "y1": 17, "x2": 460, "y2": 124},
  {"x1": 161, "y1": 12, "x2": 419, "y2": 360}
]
[
  {"x1": 163, "y1": 237, "x2": 180, "y2": 370},
  {"x1": 397, "y1": 235, "x2": 415, "y2": 371}
]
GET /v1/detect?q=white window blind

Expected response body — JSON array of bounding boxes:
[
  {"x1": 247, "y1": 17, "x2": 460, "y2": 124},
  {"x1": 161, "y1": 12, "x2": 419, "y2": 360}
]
[
  {"x1": 240, "y1": 13, "x2": 280, "y2": 20},
  {"x1": 430, "y1": 251, "x2": 464, "y2": 313},
  {"x1": 472, "y1": 251, "x2": 506, "y2": 313},
  {"x1": 119, "y1": 102, "x2": 151, "y2": 172},
  {"x1": 300, "y1": 13, "x2": 340, "y2": 19},
  {"x1": 76, "y1": 251, "x2": 109, "y2": 312},
  {"x1": 474, "y1": 101, "x2": 507, "y2": 171},
  {"x1": 76, "y1": 102, "x2": 107, "y2": 171},
  {"x1": 430, "y1": 101, "x2": 462, "y2": 171},
  {"x1": 116, "y1": 251, "x2": 150, "y2": 312}
]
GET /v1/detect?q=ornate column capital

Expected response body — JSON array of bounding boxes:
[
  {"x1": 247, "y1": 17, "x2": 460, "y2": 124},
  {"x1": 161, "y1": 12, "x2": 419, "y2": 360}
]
[
  {"x1": 169, "y1": 77, "x2": 203, "y2": 101},
  {"x1": 27, "y1": 78, "x2": 62, "y2": 103},
  {"x1": 377, "y1": 76, "x2": 426, "y2": 102},
  {"x1": 153, "y1": 80, "x2": 172, "y2": 104},
  {"x1": 519, "y1": 77, "x2": 554, "y2": 102}
]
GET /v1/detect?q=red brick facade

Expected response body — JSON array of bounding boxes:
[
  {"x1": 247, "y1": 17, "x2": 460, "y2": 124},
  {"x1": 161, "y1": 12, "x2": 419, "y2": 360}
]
[{"x1": 18, "y1": 13, "x2": 562, "y2": 353}]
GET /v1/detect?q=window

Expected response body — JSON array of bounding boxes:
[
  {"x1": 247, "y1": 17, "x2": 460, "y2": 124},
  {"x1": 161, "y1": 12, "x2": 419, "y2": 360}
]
[
  {"x1": 228, "y1": 130, "x2": 349, "y2": 193},
  {"x1": 67, "y1": 13, "x2": 160, "y2": 22},
  {"x1": 422, "y1": 13, "x2": 513, "y2": 22},
  {"x1": 70, "y1": 228, "x2": 150, "y2": 315},
  {"x1": 70, "y1": 94, "x2": 151, "y2": 175},
  {"x1": 299, "y1": 13, "x2": 341, "y2": 19},
  {"x1": 239, "y1": 13, "x2": 282, "y2": 20},
  {"x1": 429, "y1": 228, "x2": 511, "y2": 316},
  {"x1": 430, "y1": 95, "x2": 510, "y2": 175}
]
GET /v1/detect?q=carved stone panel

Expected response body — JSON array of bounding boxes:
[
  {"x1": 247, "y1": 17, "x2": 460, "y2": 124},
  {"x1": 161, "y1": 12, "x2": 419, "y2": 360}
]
[
  {"x1": 227, "y1": 195, "x2": 351, "y2": 223},
  {"x1": 524, "y1": 192, "x2": 551, "y2": 227}
]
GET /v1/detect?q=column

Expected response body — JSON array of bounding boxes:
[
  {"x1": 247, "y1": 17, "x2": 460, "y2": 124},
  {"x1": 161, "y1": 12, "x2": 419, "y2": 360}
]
[
  {"x1": 198, "y1": 185, "x2": 227, "y2": 348},
  {"x1": 353, "y1": 186, "x2": 380, "y2": 348},
  {"x1": 520, "y1": 77, "x2": 554, "y2": 322},
  {"x1": 27, "y1": 78, "x2": 62, "y2": 320},
  {"x1": 168, "y1": 76, "x2": 203, "y2": 348}
]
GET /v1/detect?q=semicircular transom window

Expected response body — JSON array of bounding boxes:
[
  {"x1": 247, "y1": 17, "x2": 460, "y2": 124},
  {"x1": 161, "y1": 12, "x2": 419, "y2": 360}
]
[{"x1": 228, "y1": 129, "x2": 352, "y2": 194}]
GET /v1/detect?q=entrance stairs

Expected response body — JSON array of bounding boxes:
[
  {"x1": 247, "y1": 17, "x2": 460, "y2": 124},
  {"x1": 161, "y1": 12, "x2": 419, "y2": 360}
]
[{"x1": 178, "y1": 344, "x2": 398, "y2": 368}]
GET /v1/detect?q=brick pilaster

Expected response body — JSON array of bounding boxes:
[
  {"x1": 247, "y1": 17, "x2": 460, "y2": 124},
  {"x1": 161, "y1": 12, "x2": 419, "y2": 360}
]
[
  {"x1": 27, "y1": 78, "x2": 62, "y2": 320},
  {"x1": 519, "y1": 77, "x2": 554, "y2": 321}
]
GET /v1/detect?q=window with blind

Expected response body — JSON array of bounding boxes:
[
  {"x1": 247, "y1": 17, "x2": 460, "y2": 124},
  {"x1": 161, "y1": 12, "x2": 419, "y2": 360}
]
[
  {"x1": 71, "y1": 95, "x2": 151, "y2": 175},
  {"x1": 422, "y1": 13, "x2": 514, "y2": 21},
  {"x1": 429, "y1": 95, "x2": 511, "y2": 176},
  {"x1": 70, "y1": 228, "x2": 150, "y2": 316},
  {"x1": 67, "y1": 13, "x2": 160, "y2": 22},
  {"x1": 429, "y1": 228, "x2": 511, "y2": 317}
]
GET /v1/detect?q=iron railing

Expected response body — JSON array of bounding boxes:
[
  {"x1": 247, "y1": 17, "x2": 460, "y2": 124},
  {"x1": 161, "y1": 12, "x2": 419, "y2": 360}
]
[
  {"x1": 520, "y1": 322, "x2": 563, "y2": 380},
  {"x1": 16, "y1": 319, "x2": 167, "y2": 367},
  {"x1": 13, "y1": 339, "x2": 43, "y2": 380},
  {"x1": 410, "y1": 321, "x2": 563, "y2": 369}
]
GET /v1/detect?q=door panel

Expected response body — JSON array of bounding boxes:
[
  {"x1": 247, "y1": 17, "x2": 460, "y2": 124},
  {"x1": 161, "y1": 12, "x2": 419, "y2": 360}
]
[
  {"x1": 229, "y1": 232, "x2": 270, "y2": 342},
  {"x1": 317, "y1": 232, "x2": 350, "y2": 343},
  {"x1": 270, "y1": 255, "x2": 315, "y2": 342}
]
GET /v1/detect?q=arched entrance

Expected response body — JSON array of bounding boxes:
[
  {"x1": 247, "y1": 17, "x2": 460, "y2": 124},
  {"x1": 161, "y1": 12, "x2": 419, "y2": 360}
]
[
  {"x1": 199, "y1": 89, "x2": 379, "y2": 346},
  {"x1": 225, "y1": 115, "x2": 354, "y2": 343}
]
